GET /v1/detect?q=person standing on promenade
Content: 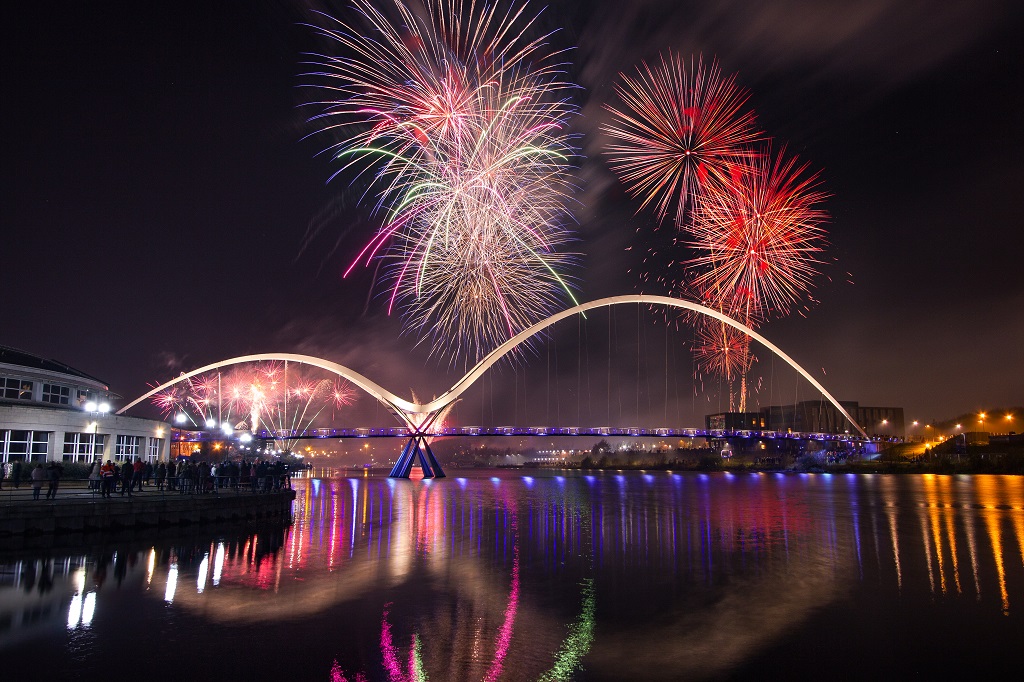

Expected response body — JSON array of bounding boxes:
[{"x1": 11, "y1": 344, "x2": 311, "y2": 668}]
[
  {"x1": 167, "y1": 459, "x2": 177, "y2": 491},
  {"x1": 156, "y1": 461, "x2": 166, "y2": 491},
  {"x1": 120, "y1": 460, "x2": 133, "y2": 497},
  {"x1": 88, "y1": 461, "x2": 100, "y2": 491},
  {"x1": 100, "y1": 460, "x2": 116, "y2": 498},
  {"x1": 45, "y1": 461, "x2": 63, "y2": 499},
  {"x1": 0, "y1": 461, "x2": 5, "y2": 490},
  {"x1": 31, "y1": 464, "x2": 46, "y2": 500},
  {"x1": 11, "y1": 459, "x2": 22, "y2": 489},
  {"x1": 133, "y1": 458, "x2": 144, "y2": 492}
]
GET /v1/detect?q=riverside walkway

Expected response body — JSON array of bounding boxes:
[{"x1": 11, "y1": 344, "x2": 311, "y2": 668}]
[{"x1": 0, "y1": 481, "x2": 295, "y2": 536}]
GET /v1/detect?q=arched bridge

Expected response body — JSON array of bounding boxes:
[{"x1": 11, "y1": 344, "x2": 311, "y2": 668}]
[{"x1": 120, "y1": 295, "x2": 869, "y2": 477}]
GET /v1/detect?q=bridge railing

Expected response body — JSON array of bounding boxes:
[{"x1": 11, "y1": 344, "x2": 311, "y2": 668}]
[{"x1": 239, "y1": 426, "x2": 878, "y2": 441}]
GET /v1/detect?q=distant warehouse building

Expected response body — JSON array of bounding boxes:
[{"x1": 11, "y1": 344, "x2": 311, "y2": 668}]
[
  {"x1": 0, "y1": 346, "x2": 170, "y2": 465},
  {"x1": 707, "y1": 401, "x2": 905, "y2": 438}
]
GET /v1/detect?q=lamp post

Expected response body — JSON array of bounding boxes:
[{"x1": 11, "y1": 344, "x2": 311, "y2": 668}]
[{"x1": 82, "y1": 400, "x2": 111, "y2": 464}]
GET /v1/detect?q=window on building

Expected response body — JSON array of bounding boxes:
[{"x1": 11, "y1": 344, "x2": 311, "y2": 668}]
[
  {"x1": 4, "y1": 430, "x2": 30, "y2": 460},
  {"x1": 2, "y1": 430, "x2": 49, "y2": 462},
  {"x1": 42, "y1": 383, "x2": 71, "y2": 405},
  {"x1": 1, "y1": 377, "x2": 34, "y2": 401},
  {"x1": 115, "y1": 435, "x2": 143, "y2": 462},
  {"x1": 30, "y1": 432, "x2": 48, "y2": 460},
  {"x1": 62, "y1": 433, "x2": 106, "y2": 463},
  {"x1": 147, "y1": 437, "x2": 163, "y2": 463}
]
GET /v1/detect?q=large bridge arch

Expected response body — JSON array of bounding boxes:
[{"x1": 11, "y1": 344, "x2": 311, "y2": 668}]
[{"x1": 420, "y1": 295, "x2": 868, "y2": 438}]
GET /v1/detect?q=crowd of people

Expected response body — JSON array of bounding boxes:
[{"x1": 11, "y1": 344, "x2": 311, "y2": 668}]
[
  {"x1": 0, "y1": 461, "x2": 65, "y2": 500},
  {"x1": 85, "y1": 458, "x2": 293, "y2": 498},
  {"x1": 2, "y1": 457, "x2": 294, "y2": 500}
]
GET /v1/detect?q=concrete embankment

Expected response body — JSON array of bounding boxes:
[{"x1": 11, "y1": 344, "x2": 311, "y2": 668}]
[{"x1": 0, "y1": 489, "x2": 295, "y2": 536}]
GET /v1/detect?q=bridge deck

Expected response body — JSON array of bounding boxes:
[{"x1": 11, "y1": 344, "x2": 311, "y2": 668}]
[{"x1": 172, "y1": 426, "x2": 878, "y2": 443}]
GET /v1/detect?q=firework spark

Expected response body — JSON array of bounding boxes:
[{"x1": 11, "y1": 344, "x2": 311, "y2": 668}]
[
  {"x1": 691, "y1": 317, "x2": 756, "y2": 411},
  {"x1": 687, "y1": 146, "x2": 829, "y2": 322},
  {"x1": 604, "y1": 53, "x2": 761, "y2": 228},
  {"x1": 303, "y1": 0, "x2": 580, "y2": 362}
]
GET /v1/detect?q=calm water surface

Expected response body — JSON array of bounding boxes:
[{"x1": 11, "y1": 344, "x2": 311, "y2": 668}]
[{"x1": 2, "y1": 471, "x2": 1022, "y2": 680}]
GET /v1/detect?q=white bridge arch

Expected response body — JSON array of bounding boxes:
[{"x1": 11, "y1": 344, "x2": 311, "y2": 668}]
[{"x1": 119, "y1": 295, "x2": 868, "y2": 440}]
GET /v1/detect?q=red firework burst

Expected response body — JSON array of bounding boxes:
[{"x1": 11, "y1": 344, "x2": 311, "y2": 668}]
[
  {"x1": 692, "y1": 318, "x2": 755, "y2": 382},
  {"x1": 687, "y1": 145, "x2": 828, "y2": 322},
  {"x1": 603, "y1": 53, "x2": 761, "y2": 227}
]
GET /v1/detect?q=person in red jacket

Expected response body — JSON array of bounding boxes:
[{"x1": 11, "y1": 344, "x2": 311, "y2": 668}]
[
  {"x1": 133, "y1": 458, "x2": 145, "y2": 492},
  {"x1": 100, "y1": 460, "x2": 116, "y2": 498}
]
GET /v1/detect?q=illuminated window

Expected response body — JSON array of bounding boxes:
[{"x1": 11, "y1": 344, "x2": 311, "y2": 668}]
[
  {"x1": 62, "y1": 433, "x2": 106, "y2": 462},
  {"x1": 146, "y1": 437, "x2": 163, "y2": 463},
  {"x1": 114, "y1": 435, "x2": 143, "y2": 462},
  {"x1": 2, "y1": 430, "x2": 49, "y2": 463}
]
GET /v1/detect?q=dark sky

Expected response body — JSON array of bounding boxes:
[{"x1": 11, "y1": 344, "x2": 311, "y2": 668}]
[{"x1": 3, "y1": 0, "x2": 1022, "y2": 430}]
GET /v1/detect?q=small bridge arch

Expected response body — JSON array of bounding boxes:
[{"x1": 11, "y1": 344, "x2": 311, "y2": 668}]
[{"x1": 117, "y1": 353, "x2": 421, "y2": 429}]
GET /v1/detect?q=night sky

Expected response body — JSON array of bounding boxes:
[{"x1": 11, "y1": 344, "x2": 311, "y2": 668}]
[{"x1": 3, "y1": 0, "x2": 1022, "y2": 430}]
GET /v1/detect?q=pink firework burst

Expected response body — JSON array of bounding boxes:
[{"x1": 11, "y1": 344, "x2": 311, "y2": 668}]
[
  {"x1": 687, "y1": 145, "x2": 829, "y2": 323},
  {"x1": 604, "y1": 53, "x2": 761, "y2": 228},
  {"x1": 330, "y1": 379, "x2": 356, "y2": 409},
  {"x1": 151, "y1": 386, "x2": 185, "y2": 418}
]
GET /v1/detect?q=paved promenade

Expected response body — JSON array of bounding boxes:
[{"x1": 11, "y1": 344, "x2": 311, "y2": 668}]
[
  {"x1": 0, "y1": 480, "x2": 269, "y2": 504},
  {"x1": 0, "y1": 480, "x2": 295, "y2": 536}
]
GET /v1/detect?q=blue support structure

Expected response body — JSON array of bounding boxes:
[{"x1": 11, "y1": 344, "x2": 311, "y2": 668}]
[{"x1": 389, "y1": 435, "x2": 446, "y2": 479}]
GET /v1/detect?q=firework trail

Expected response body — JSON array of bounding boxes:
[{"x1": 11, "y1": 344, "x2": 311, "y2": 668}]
[
  {"x1": 302, "y1": 0, "x2": 580, "y2": 362},
  {"x1": 603, "y1": 53, "x2": 761, "y2": 228}
]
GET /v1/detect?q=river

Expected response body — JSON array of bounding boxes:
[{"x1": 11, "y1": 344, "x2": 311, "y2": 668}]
[{"x1": 1, "y1": 470, "x2": 1022, "y2": 680}]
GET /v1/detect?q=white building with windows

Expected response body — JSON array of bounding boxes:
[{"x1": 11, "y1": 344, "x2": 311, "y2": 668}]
[{"x1": 0, "y1": 346, "x2": 170, "y2": 465}]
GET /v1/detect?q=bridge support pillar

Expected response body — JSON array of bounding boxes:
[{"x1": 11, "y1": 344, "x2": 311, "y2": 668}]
[{"x1": 389, "y1": 435, "x2": 446, "y2": 479}]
